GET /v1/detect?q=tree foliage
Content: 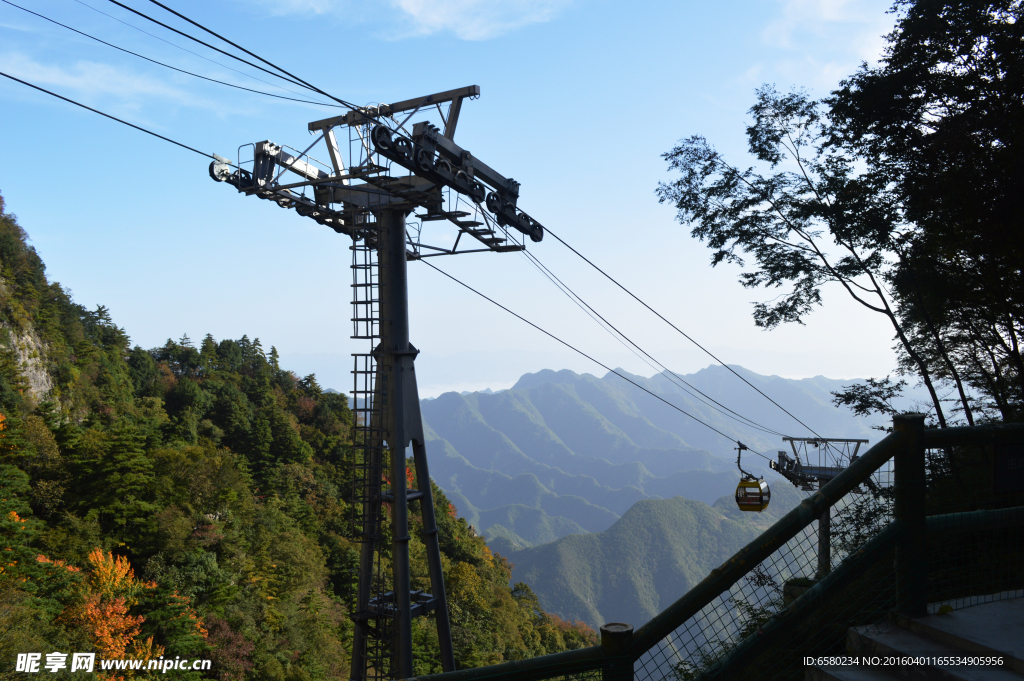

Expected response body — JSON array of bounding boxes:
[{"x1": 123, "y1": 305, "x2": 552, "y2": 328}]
[
  {"x1": 829, "y1": 0, "x2": 1024, "y2": 422},
  {"x1": 659, "y1": 0, "x2": 1023, "y2": 426},
  {"x1": 0, "y1": 190, "x2": 595, "y2": 679}
]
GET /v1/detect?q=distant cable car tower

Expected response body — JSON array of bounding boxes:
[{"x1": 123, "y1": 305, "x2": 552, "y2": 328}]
[
  {"x1": 771, "y1": 437, "x2": 869, "y2": 577},
  {"x1": 209, "y1": 86, "x2": 544, "y2": 680}
]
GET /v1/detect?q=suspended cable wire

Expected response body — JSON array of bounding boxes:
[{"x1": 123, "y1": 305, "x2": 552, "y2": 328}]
[
  {"x1": 519, "y1": 249, "x2": 787, "y2": 437},
  {"x1": 102, "y1": 0, "x2": 313, "y2": 91},
  {"x1": 141, "y1": 0, "x2": 363, "y2": 112},
  {"x1": 70, "y1": 0, "x2": 327, "y2": 102},
  {"x1": 2, "y1": 0, "x2": 344, "y2": 108},
  {"x1": 419, "y1": 258, "x2": 772, "y2": 460},
  {"x1": 544, "y1": 226, "x2": 823, "y2": 439},
  {"x1": 0, "y1": 69, "x2": 218, "y2": 160},
  {"x1": 519, "y1": 248, "x2": 790, "y2": 438}
]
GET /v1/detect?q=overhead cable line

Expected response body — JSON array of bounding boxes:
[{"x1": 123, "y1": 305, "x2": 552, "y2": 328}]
[
  {"x1": 521, "y1": 248, "x2": 789, "y2": 437},
  {"x1": 103, "y1": 0, "x2": 313, "y2": 92},
  {"x1": 4, "y1": 45, "x2": 774, "y2": 453},
  {"x1": 519, "y1": 248, "x2": 790, "y2": 438},
  {"x1": 71, "y1": 0, "x2": 328, "y2": 102},
  {"x1": 1, "y1": 69, "x2": 218, "y2": 160},
  {"x1": 544, "y1": 226, "x2": 823, "y2": 439},
  {"x1": 141, "y1": 0, "x2": 363, "y2": 112},
  {"x1": 420, "y1": 258, "x2": 773, "y2": 460},
  {"x1": 2, "y1": 0, "x2": 345, "y2": 108}
]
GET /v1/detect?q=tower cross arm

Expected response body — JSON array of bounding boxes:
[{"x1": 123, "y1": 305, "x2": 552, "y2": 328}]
[{"x1": 307, "y1": 85, "x2": 480, "y2": 132}]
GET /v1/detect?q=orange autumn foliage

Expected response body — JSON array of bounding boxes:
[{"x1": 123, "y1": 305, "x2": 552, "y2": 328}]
[
  {"x1": 382, "y1": 466, "x2": 417, "y2": 489},
  {"x1": 80, "y1": 593, "x2": 146, "y2": 661},
  {"x1": 168, "y1": 590, "x2": 208, "y2": 639},
  {"x1": 62, "y1": 550, "x2": 165, "y2": 679},
  {"x1": 0, "y1": 412, "x2": 14, "y2": 458},
  {"x1": 86, "y1": 548, "x2": 155, "y2": 602},
  {"x1": 36, "y1": 554, "x2": 81, "y2": 572}
]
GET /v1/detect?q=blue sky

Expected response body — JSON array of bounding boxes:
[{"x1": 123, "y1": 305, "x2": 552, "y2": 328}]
[{"x1": 1, "y1": 0, "x2": 900, "y2": 399}]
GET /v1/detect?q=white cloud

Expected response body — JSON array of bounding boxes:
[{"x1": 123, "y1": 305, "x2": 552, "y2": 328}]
[
  {"x1": 759, "y1": 0, "x2": 894, "y2": 89},
  {"x1": 6, "y1": 53, "x2": 185, "y2": 100},
  {"x1": 1, "y1": 52, "x2": 249, "y2": 117},
  {"x1": 764, "y1": 0, "x2": 870, "y2": 48},
  {"x1": 247, "y1": 0, "x2": 571, "y2": 40},
  {"x1": 389, "y1": 0, "x2": 571, "y2": 40},
  {"x1": 250, "y1": 0, "x2": 338, "y2": 16},
  {"x1": 0, "y1": 20, "x2": 38, "y2": 33}
]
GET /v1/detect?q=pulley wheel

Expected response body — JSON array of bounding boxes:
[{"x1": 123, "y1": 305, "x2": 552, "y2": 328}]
[
  {"x1": 414, "y1": 146, "x2": 434, "y2": 173},
  {"x1": 469, "y1": 181, "x2": 486, "y2": 204},
  {"x1": 486, "y1": 192, "x2": 501, "y2": 213},
  {"x1": 393, "y1": 137, "x2": 413, "y2": 161},
  {"x1": 371, "y1": 124, "x2": 393, "y2": 151}
]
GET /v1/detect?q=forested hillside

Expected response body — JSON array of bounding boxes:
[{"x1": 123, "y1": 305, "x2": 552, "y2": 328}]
[
  {"x1": 0, "y1": 192, "x2": 595, "y2": 680},
  {"x1": 503, "y1": 484, "x2": 806, "y2": 630}
]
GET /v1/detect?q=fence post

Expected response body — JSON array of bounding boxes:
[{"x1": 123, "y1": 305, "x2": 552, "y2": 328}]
[
  {"x1": 893, "y1": 413, "x2": 928, "y2": 617},
  {"x1": 600, "y1": 623, "x2": 633, "y2": 681},
  {"x1": 816, "y1": 506, "x2": 831, "y2": 578}
]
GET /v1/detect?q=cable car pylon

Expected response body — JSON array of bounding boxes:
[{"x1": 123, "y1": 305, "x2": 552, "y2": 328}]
[
  {"x1": 209, "y1": 85, "x2": 545, "y2": 680},
  {"x1": 771, "y1": 437, "x2": 870, "y2": 577}
]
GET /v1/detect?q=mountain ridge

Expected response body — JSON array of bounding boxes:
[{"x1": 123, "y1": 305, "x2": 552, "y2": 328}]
[
  {"x1": 503, "y1": 482, "x2": 806, "y2": 630},
  {"x1": 421, "y1": 365, "x2": 897, "y2": 548}
]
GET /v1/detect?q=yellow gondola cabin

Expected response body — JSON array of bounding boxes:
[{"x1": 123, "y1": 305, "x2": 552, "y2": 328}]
[
  {"x1": 735, "y1": 477, "x2": 770, "y2": 512},
  {"x1": 734, "y1": 442, "x2": 771, "y2": 512}
]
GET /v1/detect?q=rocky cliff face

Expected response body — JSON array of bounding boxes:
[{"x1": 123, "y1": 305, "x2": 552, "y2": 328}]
[
  {"x1": 0, "y1": 273, "x2": 55, "y2": 406},
  {"x1": 3, "y1": 322, "x2": 54, "y2": 402}
]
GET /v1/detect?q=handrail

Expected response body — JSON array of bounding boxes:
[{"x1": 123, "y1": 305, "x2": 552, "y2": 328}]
[
  {"x1": 700, "y1": 503, "x2": 1024, "y2": 680},
  {"x1": 921, "y1": 421, "x2": 1024, "y2": 448},
  {"x1": 927, "y1": 505, "x2": 1024, "y2": 532},
  {"x1": 628, "y1": 430, "x2": 905, "y2": 655},
  {"x1": 699, "y1": 521, "x2": 904, "y2": 681},
  {"x1": 407, "y1": 643, "x2": 608, "y2": 681},
  {"x1": 414, "y1": 420, "x2": 1024, "y2": 681}
]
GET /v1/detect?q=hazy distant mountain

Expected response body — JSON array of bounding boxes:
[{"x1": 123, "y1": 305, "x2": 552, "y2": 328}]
[
  {"x1": 416, "y1": 365, "x2": 904, "y2": 629},
  {"x1": 421, "y1": 365, "x2": 891, "y2": 547}
]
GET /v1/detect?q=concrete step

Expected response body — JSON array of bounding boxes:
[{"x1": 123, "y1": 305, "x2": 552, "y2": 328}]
[
  {"x1": 901, "y1": 598, "x2": 1024, "y2": 675},
  {"x1": 808, "y1": 597, "x2": 1023, "y2": 681},
  {"x1": 847, "y1": 622, "x2": 1020, "y2": 680}
]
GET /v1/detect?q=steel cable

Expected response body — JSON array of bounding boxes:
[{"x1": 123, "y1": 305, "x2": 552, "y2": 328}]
[{"x1": 544, "y1": 226, "x2": 824, "y2": 439}]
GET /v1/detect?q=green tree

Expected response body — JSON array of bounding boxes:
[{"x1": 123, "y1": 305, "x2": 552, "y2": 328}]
[
  {"x1": 658, "y1": 85, "x2": 956, "y2": 424},
  {"x1": 828, "y1": 0, "x2": 1024, "y2": 422},
  {"x1": 659, "y1": 0, "x2": 1023, "y2": 426},
  {"x1": 90, "y1": 422, "x2": 159, "y2": 549}
]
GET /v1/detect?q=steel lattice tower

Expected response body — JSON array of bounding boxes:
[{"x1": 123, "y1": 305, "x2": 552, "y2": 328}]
[{"x1": 209, "y1": 86, "x2": 545, "y2": 680}]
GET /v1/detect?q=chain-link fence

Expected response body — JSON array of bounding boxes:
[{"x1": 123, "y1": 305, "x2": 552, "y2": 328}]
[
  {"x1": 924, "y1": 435, "x2": 1024, "y2": 612},
  {"x1": 632, "y1": 427, "x2": 898, "y2": 681},
  {"x1": 411, "y1": 417, "x2": 1024, "y2": 681}
]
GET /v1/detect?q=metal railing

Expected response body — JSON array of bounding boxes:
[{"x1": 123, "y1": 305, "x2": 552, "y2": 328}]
[{"x1": 410, "y1": 415, "x2": 1024, "y2": 681}]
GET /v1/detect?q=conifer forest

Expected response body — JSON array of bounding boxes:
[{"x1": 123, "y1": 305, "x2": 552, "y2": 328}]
[{"x1": 0, "y1": 195, "x2": 596, "y2": 680}]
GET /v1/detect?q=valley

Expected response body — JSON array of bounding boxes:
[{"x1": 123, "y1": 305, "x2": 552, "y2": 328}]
[{"x1": 417, "y1": 366, "x2": 900, "y2": 627}]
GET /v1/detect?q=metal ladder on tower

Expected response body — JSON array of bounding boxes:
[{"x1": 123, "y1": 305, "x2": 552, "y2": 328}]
[{"x1": 349, "y1": 221, "x2": 394, "y2": 679}]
